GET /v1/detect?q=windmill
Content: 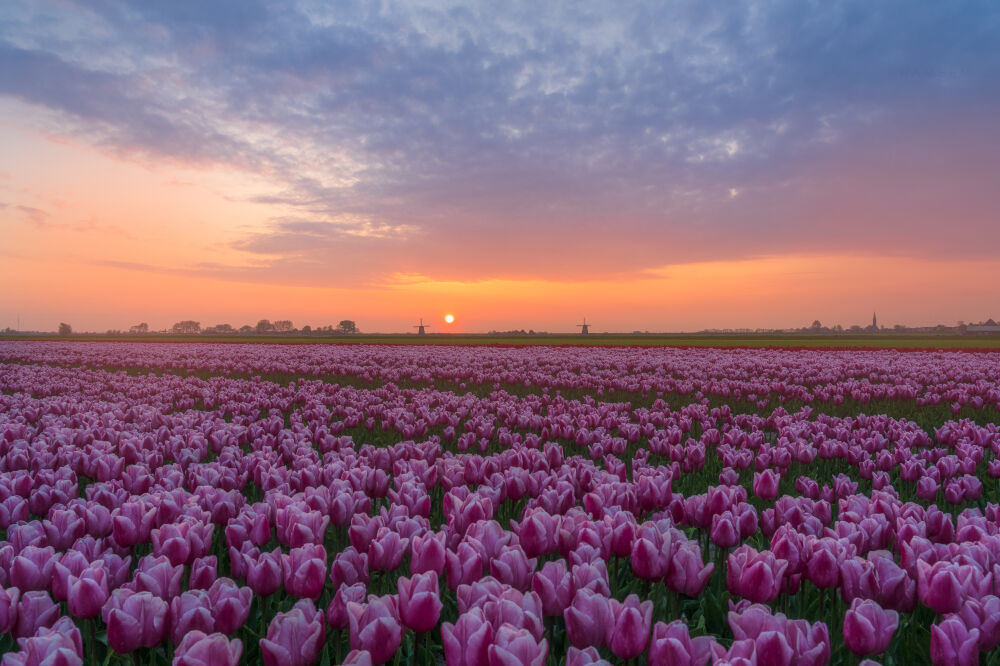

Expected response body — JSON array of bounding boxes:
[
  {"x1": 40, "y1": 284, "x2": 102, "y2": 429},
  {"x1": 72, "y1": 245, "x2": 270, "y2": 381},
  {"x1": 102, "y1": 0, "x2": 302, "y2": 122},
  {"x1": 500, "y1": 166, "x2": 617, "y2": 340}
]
[
  {"x1": 413, "y1": 318, "x2": 430, "y2": 336},
  {"x1": 577, "y1": 317, "x2": 592, "y2": 335}
]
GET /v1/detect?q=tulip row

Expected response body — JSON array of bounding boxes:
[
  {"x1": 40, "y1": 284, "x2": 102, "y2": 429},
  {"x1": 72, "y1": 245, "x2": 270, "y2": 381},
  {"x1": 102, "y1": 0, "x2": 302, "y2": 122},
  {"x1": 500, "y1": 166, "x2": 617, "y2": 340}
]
[{"x1": 0, "y1": 342, "x2": 999, "y2": 665}]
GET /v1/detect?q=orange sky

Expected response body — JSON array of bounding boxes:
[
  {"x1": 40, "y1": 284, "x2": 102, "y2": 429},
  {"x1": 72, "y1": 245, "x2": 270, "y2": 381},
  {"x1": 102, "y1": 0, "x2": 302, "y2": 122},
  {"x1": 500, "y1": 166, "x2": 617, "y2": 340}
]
[{"x1": 1, "y1": 121, "x2": 996, "y2": 333}]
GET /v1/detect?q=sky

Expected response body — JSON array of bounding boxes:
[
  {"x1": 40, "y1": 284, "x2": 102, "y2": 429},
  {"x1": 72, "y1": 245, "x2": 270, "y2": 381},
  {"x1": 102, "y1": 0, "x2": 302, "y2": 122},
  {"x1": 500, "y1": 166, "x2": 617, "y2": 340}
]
[{"x1": 1, "y1": 1, "x2": 998, "y2": 333}]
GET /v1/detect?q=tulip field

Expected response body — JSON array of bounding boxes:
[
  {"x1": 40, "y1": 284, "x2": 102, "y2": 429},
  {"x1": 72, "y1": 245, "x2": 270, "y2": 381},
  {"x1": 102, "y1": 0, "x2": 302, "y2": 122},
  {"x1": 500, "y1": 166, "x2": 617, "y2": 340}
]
[{"x1": 2, "y1": 342, "x2": 1000, "y2": 666}]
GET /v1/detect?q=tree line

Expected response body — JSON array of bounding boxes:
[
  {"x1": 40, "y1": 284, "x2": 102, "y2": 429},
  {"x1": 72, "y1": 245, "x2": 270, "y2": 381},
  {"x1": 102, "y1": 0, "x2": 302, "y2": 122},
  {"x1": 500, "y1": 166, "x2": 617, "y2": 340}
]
[{"x1": 56, "y1": 320, "x2": 359, "y2": 336}]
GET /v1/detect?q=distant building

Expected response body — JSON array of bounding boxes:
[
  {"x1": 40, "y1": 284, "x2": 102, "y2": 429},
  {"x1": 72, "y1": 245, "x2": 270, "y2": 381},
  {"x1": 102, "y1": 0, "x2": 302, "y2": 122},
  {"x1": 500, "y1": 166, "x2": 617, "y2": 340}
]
[{"x1": 966, "y1": 325, "x2": 1000, "y2": 335}]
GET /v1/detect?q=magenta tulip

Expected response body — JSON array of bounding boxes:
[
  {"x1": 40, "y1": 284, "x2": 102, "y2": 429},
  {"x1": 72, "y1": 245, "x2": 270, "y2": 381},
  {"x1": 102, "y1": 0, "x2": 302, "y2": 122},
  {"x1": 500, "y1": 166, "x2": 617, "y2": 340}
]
[
  {"x1": 207, "y1": 578, "x2": 253, "y2": 635},
  {"x1": 488, "y1": 624, "x2": 548, "y2": 666},
  {"x1": 648, "y1": 620, "x2": 716, "y2": 666},
  {"x1": 442, "y1": 608, "x2": 493, "y2": 666},
  {"x1": 328, "y1": 583, "x2": 367, "y2": 630},
  {"x1": 67, "y1": 564, "x2": 109, "y2": 619},
  {"x1": 2, "y1": 616, "x2": 82, "y2": 666},
  {"x1": 397, "y1": 572, "x2": 442, "y2": 634},
  {"x1": 930, "y1": 616, "x2": 980, "y2": 666},
  {"x1": 103, "y1": 589, "x2": 169, "y2": 653},
  {"x1": 14, "y1": 591, "x2": 60, "y2": 640},
  {"x1": 843, "y1": 598, "x2": 898, "y2": 656},
  {"x1": 282, "y1": 544, "x2": 326, "y2": 599},
  {"x1": 606, "y1": 593, "x2": 652, "y2": 660},
  {"x1": 727, "y1": 546, "x2": 788, "y2": 603},
  {"x1": 174, "y1": 631, "x2": 243, "y2": 666},
  {"x1": 532, "y1": 560, "x2": 573, "y2": 617},
  {"x1": 260, "y1": 599, "x2": 325, "y2": 666},
  {"x1": 565, "y1": 647, "x2": 613, "y2": 666},
  {"x1": 246, "y1": 548, "x2": 283, "y2": 597},
  {"x1": 347, "y1": 595, "x2": 403, "y2": 665},
  {"x1": 564, "y1": 589, "x2": 612, "y2": 649}
]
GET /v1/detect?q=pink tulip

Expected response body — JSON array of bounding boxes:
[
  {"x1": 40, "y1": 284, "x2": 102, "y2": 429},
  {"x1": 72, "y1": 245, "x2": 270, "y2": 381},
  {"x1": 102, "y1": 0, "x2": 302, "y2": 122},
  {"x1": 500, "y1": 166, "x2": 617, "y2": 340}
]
[
  {"x1": 489, "y1": 545, "x2": 536, "y2": 591},
  {"x1": 648, "y1": 620, "x2": 716, "y2": 666},
  {"x1": 103, "y1": 589, "x2": 169, "y2": 653},
  {"x1": 112, "y1": 501, "x2": 156, "y2": 548},
  {"x1": 488, "y1": 624, "x2": 548, "y2": 666},
  {"x1": 532, "y1": 560, "x2": 573, "y2": 616},
  {"x1": 328, "y1": 583, "x2": 367, "y2": 630},
  {"x1": 410, "y1": 532, "x2": 446, "y2": 576},
  {"x1": 630, "y1": 532, "x2": 669, "y2": 581},
  {"x1": 0, "y1": 585, "x2": 20, "y2": 634},
  {"x1": 442, "y1": 608, "x2": 493, "y2": 666},
  {"x1": 710, "y1": 511, "x2": 741, "y2": 548},
  {"x1": 51, "y1": 551, "x2": 89, "y2": 602},
  {"x1": 368, "y1": 530, "x2": 408, "y2": 572},
  {"x1": 515, "y1": 509, "x2": 558, "y2": 558},
  {"x1": 169, "y1": 590, "x2": 215, "y2": 645},
  {"x1": 917, "y1": 561, "x2": 982, "y2": 615},
  {"x1": 207, "y1": 578, "x2": 253, "y2": 635},
  {"x1": 930, "y1": 616, "x2": 980, "y2": 666},
  {"x1": 282, "y1": 544, "x2": 326, "y2": 599},
  {"x1": 14, "y1": 591, "x2": 60, "y2": 640},
  {"x1": 189, "y1": 556, "x2": 218, "y2": 590},
  {"x1": 341, "y1": 651, "x2": 374, "y2": 666},
  {"x1": 446, "y1": 542, "x2": 483, "y2": 591},
  {"x1": 843, "y1": 598, "x2": 898, "y2": 656},
  {"x1": 347, "y1": 595, "x2": 403, "y2": 665},
  {"x1": 2, "y1": 616, "x2": 82, "y2": 666},
  {"x1": 130, "y1": 554, "x2": 184, "y2": 600},
  {"x1": 10, "y1": 546, "x2": 57, "y2": 593},
  {"x1": 480, "y1": 588, "x2": 545, "y2": 642},
  {"x1": 246, "y1": 548, "x2": 283, "y2": 597},
  {"x1": 753, "y1": 469, "x2": 781, "y2": 500},
  {"x1": 565, "y1": 646, "x2": 613, "y2": 666},
  {"x1": 330, "y1": 547, "x2": 370, "y2": 590},
  {"x1": 804, "y1": 538, "x2": 842, "y2": 589},
  {"x1": 260, "y1": 599, "x2": 325, "y2": 666},
  {"x1": 564, "y1": 589, "x2": 612, "y2": 649},
  {"x1": 173, "y1": 631, "x2": 243, "y2": 666},
  {"x1": 397, "y1": 572, "x2": 442, "y2": 633},
  {"x1": 666, "y1": 543, "x2": 714, "y2": 598},
  {"x1": 606, "y1": 593, "x2": 652, "y2": 660},
  {"x1": 727, "y1": 545, "x2": 788, "y2": 603},
  {"x1": 67, "y1": 564, "x2": 109, "y2": 619}
]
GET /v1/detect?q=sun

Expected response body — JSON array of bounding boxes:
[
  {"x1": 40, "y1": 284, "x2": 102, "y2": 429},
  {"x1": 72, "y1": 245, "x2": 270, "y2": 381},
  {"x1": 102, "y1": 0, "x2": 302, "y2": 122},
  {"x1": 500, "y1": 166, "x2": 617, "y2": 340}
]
[{"x1": 444, "y1": 314, "x2": 455, "y2": 324}]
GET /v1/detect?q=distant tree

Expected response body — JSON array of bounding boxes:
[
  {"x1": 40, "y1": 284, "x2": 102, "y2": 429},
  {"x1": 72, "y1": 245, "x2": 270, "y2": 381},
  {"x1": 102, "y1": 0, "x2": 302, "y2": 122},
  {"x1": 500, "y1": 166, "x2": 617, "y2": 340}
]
[
  {"x1": 204, "y1": 323, "x2": 235, "y2": 334},
  {"x1": 171, "y1": 320, "x2": 201, "y2": 335},
  {"x1": 129, "y1": 322, "x2": 149, "y2": 334},
  {"x1": 58, "y1": 322, "x2": 72, "y2": 336},
  {"x1": 849, "y1": 325, "x2": 862, "y2": 333},
  {"x1": 337, "y1": 320, "x2": 358, "y2": 334},
  {"x1": 256, "y1": 319, "x2": 274, "y2": 334},
  {"x1": 810, "y1": 320, "x2": 823, "y2": 330},
  {"x1": 274, "y1": 320, "x2": 294, "y2": 333},
  {"x1": 894, "y1": 324, "x2": 906, "y2": 332},
  {"x1": 239, "y1": 325, "x2": 254, "y2": 334},
  {"x1": 301, "y1": 325, "x2": 312, "y2": 334},
  {"x1": 832, "y1": 324, "x2": 844, "y2": 333}
]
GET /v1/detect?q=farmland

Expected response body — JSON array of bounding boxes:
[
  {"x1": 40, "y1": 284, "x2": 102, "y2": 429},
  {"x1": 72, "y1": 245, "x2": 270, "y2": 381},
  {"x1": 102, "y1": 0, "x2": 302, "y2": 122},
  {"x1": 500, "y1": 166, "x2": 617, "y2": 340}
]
[
  {"x1": 1, "y1": 341, "x2": 999, "y2": 665},
  {"x1": 3, "y1": 333, "x2": 999, "y2": 349}
]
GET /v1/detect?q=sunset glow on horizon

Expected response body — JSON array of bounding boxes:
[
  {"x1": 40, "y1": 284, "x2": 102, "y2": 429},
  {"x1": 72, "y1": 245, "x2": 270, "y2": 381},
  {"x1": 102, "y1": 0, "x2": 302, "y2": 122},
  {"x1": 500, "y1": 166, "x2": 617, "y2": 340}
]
[{"x1": 2, "y1": 2, "x2": 998, "y2": 333}]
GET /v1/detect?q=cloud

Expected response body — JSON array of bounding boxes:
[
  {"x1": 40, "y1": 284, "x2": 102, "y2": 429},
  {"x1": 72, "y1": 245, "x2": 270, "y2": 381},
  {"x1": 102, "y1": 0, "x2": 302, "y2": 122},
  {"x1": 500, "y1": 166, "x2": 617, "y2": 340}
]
[
  {"x1": 0, "y1": 202, "x2": 50, "y2": 227},
  {"x1": 2, "y1": 0, "x2": 999, "y2": 284}
]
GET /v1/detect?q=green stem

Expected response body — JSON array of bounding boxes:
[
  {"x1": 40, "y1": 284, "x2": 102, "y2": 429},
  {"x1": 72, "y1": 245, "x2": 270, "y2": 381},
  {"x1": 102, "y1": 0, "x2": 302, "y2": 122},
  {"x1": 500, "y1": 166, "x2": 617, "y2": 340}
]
[{"x1": 88, "y1": 617, "x2": 97, "y2": 666}]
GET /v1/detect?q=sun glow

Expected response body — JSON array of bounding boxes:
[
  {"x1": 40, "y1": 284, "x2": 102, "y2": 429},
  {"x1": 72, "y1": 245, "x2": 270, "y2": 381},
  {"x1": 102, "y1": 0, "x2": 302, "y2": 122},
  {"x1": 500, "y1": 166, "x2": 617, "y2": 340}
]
[{"x1": 444, "y1": 314, "x2": 455, "y2": 324}]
